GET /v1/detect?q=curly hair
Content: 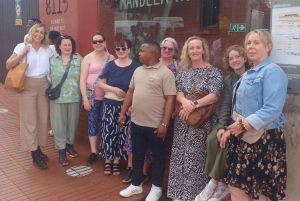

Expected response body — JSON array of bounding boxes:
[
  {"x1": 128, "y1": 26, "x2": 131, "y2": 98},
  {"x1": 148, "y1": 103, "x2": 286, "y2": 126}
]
[
  {"x1": 55, "y1": 35, "x2": 77, "y2": 56},
  {"x1": 244, "y1": 29, "x2": 273, "y2": 56},
  {"x1": 222, "y1": 45, "x2": 251, "y2": 74},
  {"x1": 25, "y1": 23, "x2": 49, "y2": 47},
  {"x1": 180, "y1": 36, "x2": 210, "y2": 70}
]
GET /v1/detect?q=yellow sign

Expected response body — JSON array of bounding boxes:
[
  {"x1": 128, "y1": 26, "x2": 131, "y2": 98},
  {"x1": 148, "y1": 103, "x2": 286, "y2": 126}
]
[{"x1": 15, "y1": 19, "x2": 22, "y2": 26}]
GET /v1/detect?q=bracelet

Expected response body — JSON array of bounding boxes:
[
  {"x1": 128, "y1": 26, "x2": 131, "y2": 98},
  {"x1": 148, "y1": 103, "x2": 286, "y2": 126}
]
[
  {"x1": 238, "y1": 119, "x2": 249, "y2": 132},
  {"x1": 161, "y1": 123, "x2": 168, "y2": 127}
]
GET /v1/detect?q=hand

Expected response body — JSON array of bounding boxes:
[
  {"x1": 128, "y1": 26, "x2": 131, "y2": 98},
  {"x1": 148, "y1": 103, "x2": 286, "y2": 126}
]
[
  {"x1": 83, "y1": 99, "x2": 91, "y2": 111},
  {"x1": 220, "y1": 131, "x2": 231, "y2": 148},
  {"x1": 127, "y1": 106, "x2": 132, "y2": 116},
  {"x1": 216, "y1": 129, "x2": 225, "y2": 142},
  {"x1": 114, "y1": 87, "x2": 126, "y2": 99},
  {"x1": 181, "y1": 98, "x2": 195, "y2": 113},
  {"x1": 179, "y1": 109, "x2": 191, "y2": 120},
  {"x1": 154, "y1": 125, "x2": 167, "y2": 138},
  {"x1": 118, "y1": 114, "x2": 126, "y2": 129},
  {"x1": 227, "y1": 118, "x2": 244, "y2": 137},
  {"x1": 21, "y1": 45, "x2": 30, "y2": 56}
]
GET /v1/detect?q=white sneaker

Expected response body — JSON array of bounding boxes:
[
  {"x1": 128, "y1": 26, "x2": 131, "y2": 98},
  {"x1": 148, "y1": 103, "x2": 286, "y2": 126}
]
[
  {"x1": 119, "y1": 184, "x2": 143, "y2": 197},
  {"x1": 145, "y1": 184, "x2": 162, "y2": 201},
  {"x1": 208, "y1": 185, "x2": 230, "y2": 201},
  {"x1": 195, "y1": 184, "x2": 216, "y2": 201}
]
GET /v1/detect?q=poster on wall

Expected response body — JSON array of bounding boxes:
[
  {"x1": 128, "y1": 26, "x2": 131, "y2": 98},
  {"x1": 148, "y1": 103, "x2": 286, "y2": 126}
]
[
  {"x1": 15, "y1": 0, "x2": 22, "y2": 25},
  {"x1": 271, "y1": 6, "x2": 300, "y2": 94}
]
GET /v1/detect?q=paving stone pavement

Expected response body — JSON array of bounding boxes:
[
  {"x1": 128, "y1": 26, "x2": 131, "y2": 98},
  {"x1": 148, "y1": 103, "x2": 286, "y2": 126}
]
[
  {"x1": 0, "y1": 84, "x2": 231, "y2": 201},
  {"x1": 0, "y1": 85, "x2": 155, "y2": 201}
]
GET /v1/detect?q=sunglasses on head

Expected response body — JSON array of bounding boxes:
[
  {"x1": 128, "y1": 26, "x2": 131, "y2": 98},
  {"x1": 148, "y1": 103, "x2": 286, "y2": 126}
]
[
  {"x1": 161, "y1": 46, "x2": 174, "y2": 52},
  {"x1": 92, "y1": 39, "x2": 105, "y2": 44},
  {"x1": 115, "y1": 47, "x2": 128, "y2": 52},
  {"x1": 61, "y1": 35, "x2": 71, "y2": 39}
]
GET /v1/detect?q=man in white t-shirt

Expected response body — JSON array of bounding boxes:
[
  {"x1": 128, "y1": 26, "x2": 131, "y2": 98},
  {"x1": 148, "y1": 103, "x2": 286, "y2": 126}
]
[{"x1": 24, "y1": 18, "x2": 42, "y2": 42}]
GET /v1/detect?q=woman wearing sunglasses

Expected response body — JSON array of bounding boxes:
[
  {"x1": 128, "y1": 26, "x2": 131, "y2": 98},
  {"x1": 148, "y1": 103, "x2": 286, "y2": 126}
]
[
  {"x1": 160, "y1": 37, "x2": 180, "y2": 74},
  {"x1": 80, "y1": 32, "x2": 114, "y2": 166},
  {"x1": 49, "y1": 35, "x2": 83, "y2": 166},
  {"x1": 99, "y1": 38, "x2": 140, "y2": 175}
]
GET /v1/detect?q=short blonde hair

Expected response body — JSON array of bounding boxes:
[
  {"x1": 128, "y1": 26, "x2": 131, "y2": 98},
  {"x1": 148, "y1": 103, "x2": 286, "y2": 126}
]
[
  {"x1": 222, "y1": 45, "x2": 251, "y2": 74},
  {"x1": 244, "y1": 29, "x2": 273, "y2": 56},
  {"x1": 180, "y1": 36, "x2": 210, "y2": 70},
  {"x1": 25, "y1": 23, "x2": 49, "y2": 47}
]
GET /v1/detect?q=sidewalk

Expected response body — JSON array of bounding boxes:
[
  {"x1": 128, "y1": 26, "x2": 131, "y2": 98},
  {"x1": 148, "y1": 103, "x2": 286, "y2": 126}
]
[{"x1": 0, "y1": 84, "x2": 153, "y2": 201}]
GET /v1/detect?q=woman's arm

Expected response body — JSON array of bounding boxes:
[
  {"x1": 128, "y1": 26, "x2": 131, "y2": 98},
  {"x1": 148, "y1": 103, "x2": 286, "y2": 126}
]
[
  {"x1": 195, "y1": 93, "x2": 219, "y2": 107},
  {"x1": 99, "y1": 79, "x2": 126, "y2": 99},
  {"x1": 80, "y1": 56, "x2": 91, "y2": 111},
  {"x1": 217, "y1": 76, "x2": 233, "y2": 129},
  {"x1": 6, "y1": 45, "x2": 30, "y2": 70}
]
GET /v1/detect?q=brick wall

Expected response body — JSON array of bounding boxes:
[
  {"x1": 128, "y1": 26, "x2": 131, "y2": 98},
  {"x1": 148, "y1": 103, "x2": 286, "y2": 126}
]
[{"x1": 75, "y1": 0, "x2": 271, "y2": 186}]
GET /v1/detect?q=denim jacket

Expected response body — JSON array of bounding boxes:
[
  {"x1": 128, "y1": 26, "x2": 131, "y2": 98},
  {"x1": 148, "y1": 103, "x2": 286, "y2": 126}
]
[{"x1": 233, "y1": 57, "x2": 288, "y2": 130}]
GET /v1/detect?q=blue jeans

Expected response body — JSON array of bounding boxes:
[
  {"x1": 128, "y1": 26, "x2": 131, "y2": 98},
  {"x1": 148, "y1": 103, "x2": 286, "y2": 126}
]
[{"x1": 131, "y1": 122, "x2": 166, "y2": 187}]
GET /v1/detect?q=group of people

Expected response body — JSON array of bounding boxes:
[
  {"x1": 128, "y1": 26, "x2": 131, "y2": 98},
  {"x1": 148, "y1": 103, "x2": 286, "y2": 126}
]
[{"x1": 5, "y1": 17, "x2": 287, "y2": 201}]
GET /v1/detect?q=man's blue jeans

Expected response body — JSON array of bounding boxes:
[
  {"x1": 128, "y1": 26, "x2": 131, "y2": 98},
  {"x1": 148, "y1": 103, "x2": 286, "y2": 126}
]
[{"x1": 131, "y1": 122, "x2": 166, "y2": 187}]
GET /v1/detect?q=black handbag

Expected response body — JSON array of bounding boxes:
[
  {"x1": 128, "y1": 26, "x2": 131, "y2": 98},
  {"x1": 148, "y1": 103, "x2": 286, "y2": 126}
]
[{"x1": 46, "y1": 56, "x2": 72, "y2": 100}]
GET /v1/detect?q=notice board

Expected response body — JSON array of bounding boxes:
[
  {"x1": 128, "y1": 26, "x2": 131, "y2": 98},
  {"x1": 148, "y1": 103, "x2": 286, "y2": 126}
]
[{"x1": 271, "y1": 1, "x2": 300, "y2": 94}]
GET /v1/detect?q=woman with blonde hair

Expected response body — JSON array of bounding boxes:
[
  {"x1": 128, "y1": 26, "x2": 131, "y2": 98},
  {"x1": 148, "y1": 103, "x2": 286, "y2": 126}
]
[
  {"x1": 222, "y1": 29, "x2": 287, "y2": 201},
  {"x1": 167, "y1": 36, "x2": 223, "y2": 200},
  {"x1": 195, "y1": 45, "x2": 250, "y2": 201},
  {"x1": 6, "y1": 23, "x2": 53, "y2": 169}
]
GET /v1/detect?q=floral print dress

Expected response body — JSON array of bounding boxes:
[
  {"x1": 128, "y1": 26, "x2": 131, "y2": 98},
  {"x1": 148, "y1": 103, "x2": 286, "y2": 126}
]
[{"x1": 222, "y1": 128, "x2": 287, "y2": 200}]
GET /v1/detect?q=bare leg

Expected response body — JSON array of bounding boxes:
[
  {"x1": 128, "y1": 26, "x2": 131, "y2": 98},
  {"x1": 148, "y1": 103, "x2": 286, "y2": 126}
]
[
  {"x1": 89, "y1": 136, "x2": 97, "y2": 153},
  {"x1": 228, "y1": 185, "x2": 250, "y2": 201},
  {"x1": 127, "y1": 152, "x2": 133, "y2": 168}
]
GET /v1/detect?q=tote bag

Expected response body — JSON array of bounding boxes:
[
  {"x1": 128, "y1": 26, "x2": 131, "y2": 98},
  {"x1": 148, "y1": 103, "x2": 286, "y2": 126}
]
[{"x1": 4, "y1": 56, "x2": 28, "y2": 92}]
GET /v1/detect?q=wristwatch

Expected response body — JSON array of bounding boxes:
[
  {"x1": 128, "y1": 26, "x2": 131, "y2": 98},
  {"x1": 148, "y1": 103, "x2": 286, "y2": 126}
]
[{"x1": 193, "y1": 100, "x2": 200, "y2": 108}]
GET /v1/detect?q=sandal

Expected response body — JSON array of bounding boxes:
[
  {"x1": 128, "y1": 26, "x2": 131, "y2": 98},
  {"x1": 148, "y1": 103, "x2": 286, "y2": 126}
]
[
  {"x1": 112, "y1": 163, "x2": 120, "y2": 176},
  {"x1": 104, "y1": 162, "x2": 112, "y2": 175}
]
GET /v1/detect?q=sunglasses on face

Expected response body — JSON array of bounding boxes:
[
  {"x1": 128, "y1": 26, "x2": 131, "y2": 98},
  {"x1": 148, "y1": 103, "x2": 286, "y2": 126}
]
[
  {"x1": 161, "y1": 46, "x2": 174, "y2": 52},
  {"x1": 115, "y1": 47, "x2": 128, "y2": 52},
  {"x1": 92, "y1": 39, "x2": 105, "y2": 44}
]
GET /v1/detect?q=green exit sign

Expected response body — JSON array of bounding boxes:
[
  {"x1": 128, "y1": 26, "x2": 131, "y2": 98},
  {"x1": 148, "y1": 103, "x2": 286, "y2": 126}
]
[{"x1": 229, "y1": 23, "x2": 246, "y2": 32}]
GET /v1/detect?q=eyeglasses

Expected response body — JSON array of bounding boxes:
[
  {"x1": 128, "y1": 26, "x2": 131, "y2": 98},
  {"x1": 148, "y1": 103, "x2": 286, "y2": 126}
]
[
  {"x1": 61, "y1": 35, "x2": 71, "y2": 39},
  {"x1": 92, "y1": 39, "x2": 105, "y2": 44},
  {"x1": 161, "y1": 46, "x2": 174, "y2": 52},
  {"x1": 115, "y1": 47, "x2": 128, "y2": 52}
]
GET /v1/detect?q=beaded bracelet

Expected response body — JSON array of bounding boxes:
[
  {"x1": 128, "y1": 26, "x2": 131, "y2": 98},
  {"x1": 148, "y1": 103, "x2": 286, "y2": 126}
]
[{"x1": 238, "y1": 119, "x2": 249, "y2": 132}]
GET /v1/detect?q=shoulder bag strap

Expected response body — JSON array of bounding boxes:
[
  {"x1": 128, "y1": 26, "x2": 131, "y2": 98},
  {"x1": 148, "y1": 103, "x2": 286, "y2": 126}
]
[
  {"x1": 57, "y1": 54, "x2": 73, "y2": 87},
  {"x1": 188, "y1": 67, "x2": 210, "y2": 96},
  {"x1": 91, "y1": 55, "x2": 111, "y2": 90}
]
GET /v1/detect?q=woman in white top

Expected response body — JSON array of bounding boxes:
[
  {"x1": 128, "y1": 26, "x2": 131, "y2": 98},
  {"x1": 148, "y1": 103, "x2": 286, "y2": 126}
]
[{"x1": 6, "y1": 23, "x2": 53, "y2": 169}]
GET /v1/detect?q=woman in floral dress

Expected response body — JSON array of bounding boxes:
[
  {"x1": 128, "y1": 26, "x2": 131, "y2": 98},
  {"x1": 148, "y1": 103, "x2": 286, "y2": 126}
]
[
  {"x1": 223, "y1": 29, "x2": 287, "y2": 201},
  {"x1": 167, "y1": 36, "x2": 223, "y2": 201}
]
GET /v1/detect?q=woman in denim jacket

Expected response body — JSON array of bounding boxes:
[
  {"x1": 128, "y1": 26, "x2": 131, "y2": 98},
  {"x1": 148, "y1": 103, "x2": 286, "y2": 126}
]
[{"x1": 223, "y1": 30, "x2": 288, "y2": 201}]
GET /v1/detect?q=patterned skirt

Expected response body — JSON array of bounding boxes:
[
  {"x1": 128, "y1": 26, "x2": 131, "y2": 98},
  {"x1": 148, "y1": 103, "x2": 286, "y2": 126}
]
[
  {"x1": 222, "y1": 128, "x2": 286, "y2": 201},
  {"x1": 100, "y1": 101, "x2": 130, "y2": 161}
]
